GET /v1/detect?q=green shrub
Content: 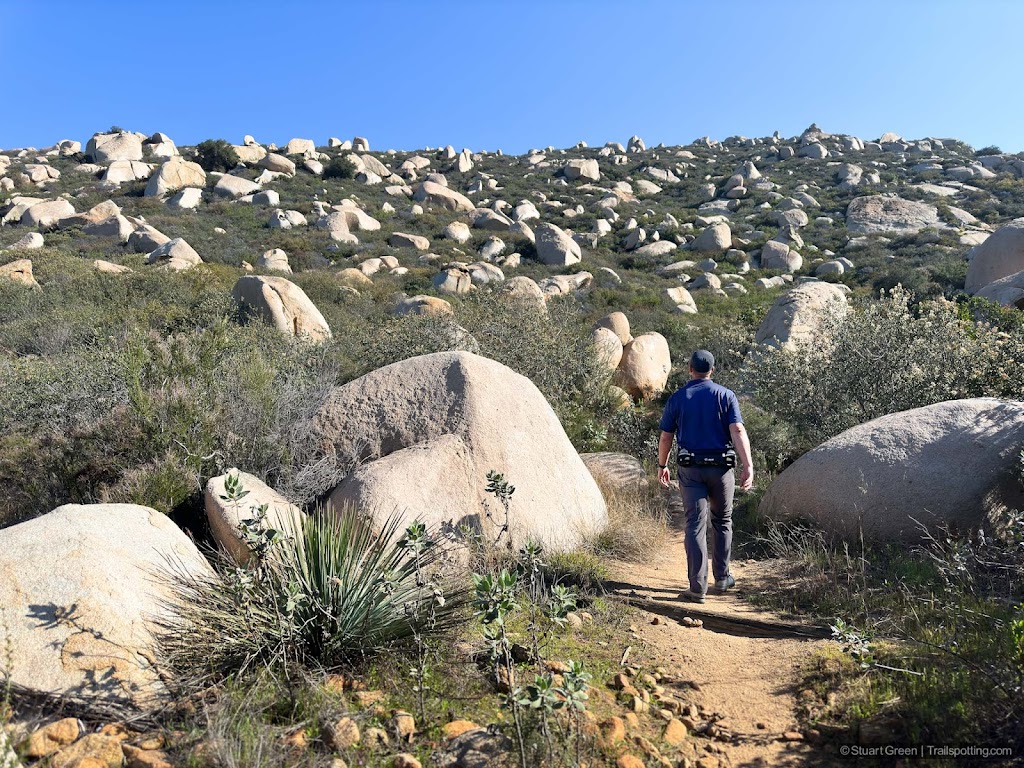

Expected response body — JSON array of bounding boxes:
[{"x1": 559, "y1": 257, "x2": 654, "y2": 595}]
[
  {"x1": 323, "y1": 155, "x2": 356, "y2": 180},
  {"x1": 159, "y1": 502, "x2": 464, "y2": 686},
  {"x1": 195, "y1": 139, "x2": 240, "y2": 173},
  {"x1": 0, "y1": 321, "x2": 343, "y2": 525},
  {"x1": 743, "y1": 286, "x2": 1024, "y2": 451}
]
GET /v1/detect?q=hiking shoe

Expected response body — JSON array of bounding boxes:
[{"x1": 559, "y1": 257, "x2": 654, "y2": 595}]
[
  {"x1": 678, "y1": 588, "x2": 706, "y2": 604},
  {"x1": 713, "y1": 574, "x2": 736, "y2": 593}
]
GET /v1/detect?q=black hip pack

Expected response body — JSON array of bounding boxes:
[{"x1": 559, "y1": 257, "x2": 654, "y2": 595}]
[{"x1": 678, "y1": 448, "x2": 737, "y2": 469}]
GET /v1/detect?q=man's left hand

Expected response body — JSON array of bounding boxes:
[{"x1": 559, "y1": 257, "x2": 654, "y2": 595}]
[{"x1": 658, "y1": 466, "x2": 671, "y2": 488}]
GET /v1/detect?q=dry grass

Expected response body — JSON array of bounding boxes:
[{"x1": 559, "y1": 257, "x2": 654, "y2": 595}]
[{"x1": 590, "y1": 475, "x2": 668, "y2": 562}]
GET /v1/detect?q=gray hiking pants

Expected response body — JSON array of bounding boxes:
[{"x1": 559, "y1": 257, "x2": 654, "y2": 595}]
[{"x1": 678, "y1": 466, "x2": 734, "y2": 594}]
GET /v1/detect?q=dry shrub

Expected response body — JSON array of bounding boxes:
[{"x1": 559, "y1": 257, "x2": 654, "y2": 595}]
[{"x1": 590, "y1": 475, "x2": 668, "y2": 562}]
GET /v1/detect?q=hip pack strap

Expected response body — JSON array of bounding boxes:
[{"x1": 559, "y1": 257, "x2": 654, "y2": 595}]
[{"x1": 678, "y1": 448, "x2": 736, "y2": 468}]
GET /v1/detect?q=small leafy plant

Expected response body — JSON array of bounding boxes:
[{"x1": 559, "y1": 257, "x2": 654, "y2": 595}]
[
  {"x1": 830, "y1": 617, "x2": 874, "y2": 667},
  {"x1": 471, "y1": 484, "x2": 589, "y2": 768}
]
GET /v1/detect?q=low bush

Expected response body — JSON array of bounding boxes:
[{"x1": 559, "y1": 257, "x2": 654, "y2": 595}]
[
  {"x1": 743, "y1": 286, "x2": 1024, "y2": 453},
  {"x1": 194, "y1": 139, "x2": 240, "y2": 173},
  {"x1": 322, "y1": 155, "x2": 356, "y2": 180},
  {"x1": 0, "y1": 321, "x2": 342, "y2": 526},
  {"x1": 160, "y1": 491, "x2": 464, "y2": 687}
]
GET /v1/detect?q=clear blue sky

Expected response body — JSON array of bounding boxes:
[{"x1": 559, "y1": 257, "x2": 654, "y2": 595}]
[{"x1": 2, "y1": 0, "x2": 1021, "y2": 154}]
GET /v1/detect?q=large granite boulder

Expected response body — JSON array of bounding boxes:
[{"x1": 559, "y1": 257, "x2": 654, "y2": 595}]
[
  {"x1": 964, "y1": 217, "x2": 1024, "y2": 294},
  {"x1": 21, "y1": 200, "x2": 75, "y2": 230},
  {"x1": 754, "y1": 283, "x2": 848, "y2": 350},
  {"x1": 310, "y1": 352, "x2": 607, "y2": 552},
  {"x1": 213, "y1": 174, "x2": 261, "y2": 199},
  {"x1": 231, "y1": 275, "x2": 332, "y2": 342},
  {"x1": 412, "y1": 180, "x2": 474, "y2": 212},
  {"x1": 591, "y1": 327, "x2": 623, "y2": 371},
  {"x1": 144, "y1": 157, "x2": 206, "y2": 198},
  {"x1": 975, "y1": 268, "x2": 1024, "y2": 308},
  {"x1": 565, "y1": 159, "x2": 600, "y2": 182},
  {"x1": 147, "y1": 238, "x2": 202, "y2": 271},
  {"x1": 534, "y1": 223, "x2": 582, "y2": 266},
  {"x1": 845, "y1": 194, "x2": 944, "y2": 235},
  {"x1": 86, "y1": 131, "x2": 144, "y2": 163},
  {"x1": 0, "y1": 258, "x2": 40, "y2": 288},
  {"x1": 594, "y1": 311, "x2": 632, "y2": 345},
  {"x1": 614, "y1": 332, "x2": 672, "y2": 400},
  {"x1": 498, "y1": 276, "x2": 547, "y2": 313},
  {"x1": 0, "y1": 504, "x2": 212, "y2": 710},
  {"x1": 691, "y1": 222, "x2": 732, "y2": 252},
  {"x1": 759, "y1": 399, "x2": 1024, "y2": 541},
  {"x1": 760, "y1": 240, "x2": 803, "y2": 272}
]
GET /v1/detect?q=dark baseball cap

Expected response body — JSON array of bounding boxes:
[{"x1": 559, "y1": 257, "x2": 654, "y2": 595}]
[{"x1": 690, "y1": 349, "x2": 715, "y2": 373}]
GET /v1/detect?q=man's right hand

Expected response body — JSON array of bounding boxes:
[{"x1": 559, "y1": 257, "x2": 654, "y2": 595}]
[
  {"x1": 738, "y1": 465, "x2": 754, "y2": 491},
  {"x1": 658, "y1": 466, "x2": 671, "y2": 489}
]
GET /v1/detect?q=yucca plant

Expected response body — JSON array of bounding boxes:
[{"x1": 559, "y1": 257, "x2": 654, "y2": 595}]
[{"x1": 158, "y1": 504, "x2": 464, "y2": 687}]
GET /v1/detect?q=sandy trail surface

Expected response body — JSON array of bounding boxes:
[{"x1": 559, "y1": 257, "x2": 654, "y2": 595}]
[{"x1": 605, "y1": 511, "x2": 840, "y2": 767}]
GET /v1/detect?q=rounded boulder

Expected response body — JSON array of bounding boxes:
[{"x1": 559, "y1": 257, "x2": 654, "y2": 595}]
[
  {"x1": 310, "y1": 351, "x2": 608, "y2": 552},
  {"x1": 594, "y1": 311, "x2": 632, "y2": 345},
  {"x1": 965, "y1": 217, "x2": 1024, "y2": 294},
  {"x1": 591, "y1": 326, "x2": 623, "y2": 371},
  {"x1": 615, "y1": 332, "x2": 671, "y2": 400},
  {"x1": 204, "y1": 470, "x2": 305, "y2": 566},
  {"x1": 754, "y1": 283, "x2": 848, "y2": 350},
  {"x1": 759, "y1": 399, "x2": 1024, "y2": 541},
  {"x1": 232, "y1": 275, "x2": 332, "y2": 342},
  {"x1": 0, "y1": 504, "x2": 212, "y2": 710}
]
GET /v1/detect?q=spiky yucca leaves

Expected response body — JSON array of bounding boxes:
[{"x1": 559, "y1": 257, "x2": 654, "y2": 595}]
[{"x1": 158, "y1": 507, "x2": 464, "y2": 688}]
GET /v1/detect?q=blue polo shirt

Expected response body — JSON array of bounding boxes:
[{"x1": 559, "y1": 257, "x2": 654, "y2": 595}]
[{"x1": 659, "y1": 379, "x2": 743, "y2": 452}]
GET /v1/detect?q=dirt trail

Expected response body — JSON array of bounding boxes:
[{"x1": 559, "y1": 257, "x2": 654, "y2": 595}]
[{"x1": 606, "y1": 516, "x2": 836, "y2": 767}]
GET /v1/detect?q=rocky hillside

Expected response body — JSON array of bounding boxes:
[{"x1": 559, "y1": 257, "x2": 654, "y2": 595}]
[
  {"x1": 3, "y1": 124, "x2": 1024, "y2": 767},
  {"x1": 6, "y1": 121, "x2": 1024, "y2": 533},
  {"x1": 3, "y1": 124, "x2": 1023, "y2": 309}
]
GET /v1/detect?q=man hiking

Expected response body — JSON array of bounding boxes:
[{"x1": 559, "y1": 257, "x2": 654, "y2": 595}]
[{"x1": 657, "y1": 350, "x2": 753, "y2": 603}]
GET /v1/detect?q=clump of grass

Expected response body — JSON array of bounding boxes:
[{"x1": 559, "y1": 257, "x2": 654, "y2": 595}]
[
  {"x1": 545, "y1": 551, "x2": 608, "y2": 593},
  {"x1": 752, "y1": 513, "x2": 1024, "y2": 751},
  {"x1": 158, "y1": 503, "x2": 465, "y2": 689},
  {"x1": 195, "y1": 674, "x2": 315, "y2": 768},
  {"x1": 589, "y1": 476, "x2": 668, "y2": 562}
]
